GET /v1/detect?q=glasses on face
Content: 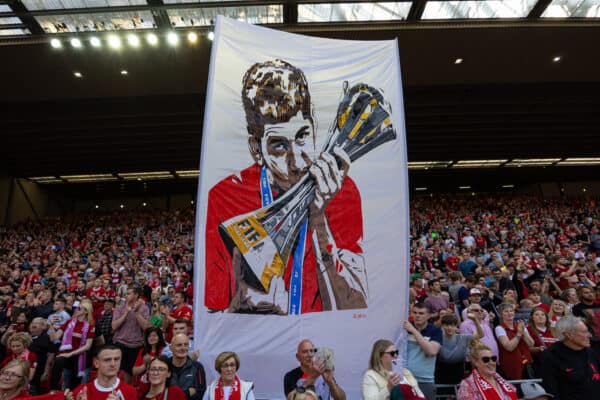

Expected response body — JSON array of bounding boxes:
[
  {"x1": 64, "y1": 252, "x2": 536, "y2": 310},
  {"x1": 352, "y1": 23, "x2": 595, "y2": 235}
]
[
  {"x1": 382, "y1": 350, "x2": 399, "y2": 357},
  {"x1": 480, "y1": 356, "x2": 498, "y2": 364},
  {"x1": 221, "y1": 362, "x2": 237, "y2": 370},
  {"x1": 301, "y1": 348, "x2": 317, "y2": 355},
  {"x1": 148, "y1": 367, "x2": 168, "y2": 374},
  {"x1": 0, "y1": 371, "x2": 22, "y2": 379},
  {"x1": 471, "y1": 309, "x2": 484, "y2": 313}
]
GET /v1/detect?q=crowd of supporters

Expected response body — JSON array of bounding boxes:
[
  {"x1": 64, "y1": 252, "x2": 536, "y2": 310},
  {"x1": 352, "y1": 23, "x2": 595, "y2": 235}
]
[{"x1": 0, "y1": 194, "x2": 599, "y2": 399}]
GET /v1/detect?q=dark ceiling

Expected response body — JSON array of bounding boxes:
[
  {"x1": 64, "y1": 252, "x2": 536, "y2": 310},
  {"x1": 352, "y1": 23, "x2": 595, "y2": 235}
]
[{"x1": 2, "y1": 4, "x2": 600, "y2": 193}]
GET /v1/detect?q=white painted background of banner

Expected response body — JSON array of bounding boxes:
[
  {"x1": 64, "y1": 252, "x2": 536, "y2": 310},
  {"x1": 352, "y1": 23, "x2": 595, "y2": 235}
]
[{"x1": 193, "y1": 16, "x2": 410, "y2": 399}]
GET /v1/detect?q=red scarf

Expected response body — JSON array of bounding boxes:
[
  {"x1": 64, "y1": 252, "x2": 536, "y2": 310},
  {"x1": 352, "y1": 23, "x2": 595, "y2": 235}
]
[
  {"x1": 472, "y1": 369, "x2": 517, "y2": 400},
  {"x1": 215, "y1": 375, "x2": 240, "y2": 400}
]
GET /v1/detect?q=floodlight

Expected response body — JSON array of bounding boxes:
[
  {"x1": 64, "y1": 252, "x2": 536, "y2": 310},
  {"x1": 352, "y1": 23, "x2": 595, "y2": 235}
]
[
  {"x1": 167, "y1": 32, "x2": 178, "y2": 46},
  {"x1": 70, "y1": 38, "x2": 82, "y2": 48},
  {"x1": 90, "y1": 37, "x2": 101, "y2": 47},
  {"x1": 146, "y1": 33, "x2": 158, "y2": 45},
  {"x1": 107, "y1": 35, "x2": 121, "y2": 49},
  {"x1": 187, "y1": 31, "x2": 198, "y2": 43},
  {"x1": 50, "y1": 38, "x2": 61, "y2": 48},
  {"x1": 127, "y1": 34, "x2": 140, "y2": 47}
]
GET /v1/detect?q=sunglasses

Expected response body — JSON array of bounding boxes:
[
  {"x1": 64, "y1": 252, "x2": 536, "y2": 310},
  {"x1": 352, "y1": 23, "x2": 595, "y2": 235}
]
[
  {"x1": 480, "y1": 356, "x2": 498, "y2": 363},
  {"x1": 383, "y1": 350, "x2": 399, "y2": 357}
]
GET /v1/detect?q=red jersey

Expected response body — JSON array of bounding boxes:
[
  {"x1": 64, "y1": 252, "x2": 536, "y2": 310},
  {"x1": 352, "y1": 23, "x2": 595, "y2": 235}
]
[
  {"x1": 205, "y1": 164, "x2": 363, "y2": 313},
  {"x1": 172, "y1": 304, "x2": 193, "y2": 321},
  {"x1": 73, "y1": 378, "x2": 137, "y2": 400},
  {"x1": 141, "y1": 386, "x2": 186, "y2": 400},
  {"x1": 58, "y1": 319, "x2": 95, "y2": 353}
]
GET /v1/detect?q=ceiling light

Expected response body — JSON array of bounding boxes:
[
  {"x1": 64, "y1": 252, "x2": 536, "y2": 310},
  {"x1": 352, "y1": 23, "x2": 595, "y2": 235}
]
[
  {"x1": 90, "y1": 37, "x2": 101, "y2": 47},
  {"x1": 459, "y1": 186, "x2": 471, "y2": 189},
  {"x1": 70, "y1": 38, "x2": 82, "y2": 48},
  {"x1": 190, "y1": 200, "x2": 194, "y2": 205},
  {"x1": 50, "y1": 38, "x2": 61, "y2": 48},
  {"x1": 74, "y1": 72, "x2": 83, "y2": 78},
  {"x1": 167, "y1": 32, "x2": 178, "y2": 45},
  {"x1": 120, "y1": 204, "x2": 124, "y2": 209},
  {"x1": 553, "y1": 56, "x2": 561, "y2": 62},
  {"x1": 502, "y1": 184, "x2": 515, "y2": 188},
  {"x1": 557, "y1": 157, "x2": 600, "y2": 166},
  {"x1": 415, "y1": 187, "x2": 427, "y2": 191},
  {"x1": 121, "y1": 70, "x2": 128, "y2": 75},
  {"x1": 187, "y1": 31, "x2": 198, "y2": 43},
  {"x1": 146, "y1": 33, "x2": 158, "y2": 45},
  {"x1": 207, "y1": 31, "x2": 214, "y2": 41},
  {"x1": 142, "y1": 202, "x2": 147, "y2": 207},
  {"x1": 127, "y1": 34, "x2": 140, "y2": 47},
  {"x1": 95, "y1": 205, "x2": 99, "y2": 209},
  {"x1": 454, "y1": 58, "x2": 463, "y2": 64},
  {"x1": 453, "y1": 159, "x2": 507, "y2": 168},
  {"x1": 107, "y1": 35, "x2": 121, "y2": 49}
]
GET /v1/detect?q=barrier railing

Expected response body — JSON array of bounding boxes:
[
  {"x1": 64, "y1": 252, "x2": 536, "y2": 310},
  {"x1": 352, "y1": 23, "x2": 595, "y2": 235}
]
[{"x1": 434, "y1": 378, "x2": 542, "y2": 400}]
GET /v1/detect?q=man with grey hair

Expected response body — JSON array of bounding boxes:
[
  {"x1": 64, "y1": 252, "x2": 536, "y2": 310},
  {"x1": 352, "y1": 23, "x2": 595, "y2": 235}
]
[{"x1": 540, "y1": 315, "x2": 600, "y2": 400}]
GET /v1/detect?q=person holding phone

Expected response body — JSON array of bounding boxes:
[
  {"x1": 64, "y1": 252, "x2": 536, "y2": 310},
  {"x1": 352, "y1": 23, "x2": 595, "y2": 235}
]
[
  {"x1": 362, "y1": 339, "x2": 425, "y2": 400},
  {"x1": 283, "y1": 340, "x2": 345, "y2": 400}
]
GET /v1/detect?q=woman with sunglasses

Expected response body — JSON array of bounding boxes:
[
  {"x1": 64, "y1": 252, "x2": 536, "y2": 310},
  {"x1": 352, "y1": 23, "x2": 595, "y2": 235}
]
[
  {"x1": 457, "y1": 341, "x2": 518, "y2": 400},
  {"x1": 362, "y1": 339, "x2": 425, "y2": 400},
  {"x1": 142, "y1": 356, "x2": 186, "y2": 400},
  {"x1": 0, "y1": 360, "x2": 30, "y2": 400}
]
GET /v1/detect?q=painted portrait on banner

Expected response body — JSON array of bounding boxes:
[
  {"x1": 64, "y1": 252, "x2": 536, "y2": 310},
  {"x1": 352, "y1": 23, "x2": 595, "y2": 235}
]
[{"x1": 204, "y1": 59, "x2": 396, "y2": 316}]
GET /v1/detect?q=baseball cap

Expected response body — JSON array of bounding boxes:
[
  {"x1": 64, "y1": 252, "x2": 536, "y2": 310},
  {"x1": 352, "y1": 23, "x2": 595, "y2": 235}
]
[
  {"x1": 521, "y1": 382, "x2": 553, "y2": 399},
  {"x1": 469, "y1": 288, "x2": 482, "y2": 296}
]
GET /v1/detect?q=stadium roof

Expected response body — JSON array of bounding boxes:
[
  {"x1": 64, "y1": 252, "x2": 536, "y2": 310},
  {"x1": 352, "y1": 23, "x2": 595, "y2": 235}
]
[{"x1": 1, "y1": 0, "x2": 600, "y2": 193}]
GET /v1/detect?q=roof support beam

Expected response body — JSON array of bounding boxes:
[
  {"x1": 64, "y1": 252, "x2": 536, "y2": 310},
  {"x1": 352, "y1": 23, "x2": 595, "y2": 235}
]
[
  {"x1": 147, "y1": 0, "x2": 171, "y2": 30},
  {"x1": 528, "y1": 0, "x2": 553, "y2": 19},
  {"x1": 7, "y1": 0, "x2": 44, "y2": 34},
  {"x1": 407, "y1": 0, "x2": 427, "y2": 21}
]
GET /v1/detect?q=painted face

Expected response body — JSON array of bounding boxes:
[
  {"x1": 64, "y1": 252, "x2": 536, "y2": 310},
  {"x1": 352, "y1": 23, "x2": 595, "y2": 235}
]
[{"x1": 261, "y1": 114, "x2": 315, "y2": 191}]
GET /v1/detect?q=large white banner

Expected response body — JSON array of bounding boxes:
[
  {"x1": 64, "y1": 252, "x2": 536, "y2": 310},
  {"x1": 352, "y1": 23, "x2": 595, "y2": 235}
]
[{"x1": 194, "y1": 16, "x2": 409, "y2": 399}]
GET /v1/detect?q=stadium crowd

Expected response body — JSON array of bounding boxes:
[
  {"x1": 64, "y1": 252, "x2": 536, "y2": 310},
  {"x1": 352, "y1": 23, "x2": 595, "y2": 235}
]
[{"x1": 0, "y1": 195, "x2": 599, "y2": 400}]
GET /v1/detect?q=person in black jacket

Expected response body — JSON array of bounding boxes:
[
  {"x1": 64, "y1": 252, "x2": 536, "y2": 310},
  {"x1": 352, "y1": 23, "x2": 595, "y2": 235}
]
[
  {"x1": 540, "y1": 315, "x2": 600, "y2": 400},
  {"x1": 168, "y1": 333, "x2": 206, "y2": 400}
]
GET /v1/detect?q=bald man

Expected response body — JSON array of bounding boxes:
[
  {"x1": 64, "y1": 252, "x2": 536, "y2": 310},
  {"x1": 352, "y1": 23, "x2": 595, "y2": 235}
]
[
  {"x1": 283, "y1": 339, "x2": 345, "y2": 400},
  {"x1": 168, "y1": 334, "x2": 206, "y2": 400}
]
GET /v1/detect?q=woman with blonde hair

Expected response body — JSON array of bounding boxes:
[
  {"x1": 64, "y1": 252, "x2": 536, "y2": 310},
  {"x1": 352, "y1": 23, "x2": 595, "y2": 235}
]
[
  {"x1": 548, "y1": 298, "x2": 569, "y2": 327},
  {"x1": 362, "y1": 339, "x2": 425, "y2": 400},
  {"x1": 286, "y1": 387, "x2": 318, "y2": 400},
  {"x1": 49, "y1": 299, "x2": 95, "y2": 390},
  {"x1": 0, "y1": 360, "x2": 30, "y2": 399},
  {"x1": 457, "y1": 341, "x2": 518, "y2": 400},
  {"x1": 1, "y1": 332, "x2": 36, "y2": 381},
  {"x1": 203, "y1": 351, "x2": 255, "y2": 400}
]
